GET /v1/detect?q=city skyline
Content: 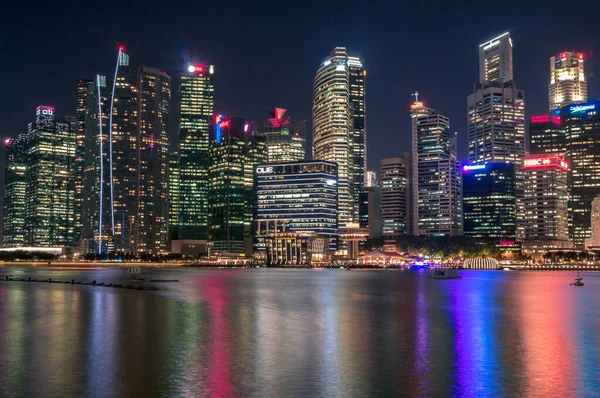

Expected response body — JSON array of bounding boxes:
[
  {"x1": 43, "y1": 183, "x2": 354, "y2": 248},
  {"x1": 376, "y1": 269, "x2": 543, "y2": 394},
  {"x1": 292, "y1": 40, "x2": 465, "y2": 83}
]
[{"x1": 2, "y1": 2, "x2": 599, "y2": 169}]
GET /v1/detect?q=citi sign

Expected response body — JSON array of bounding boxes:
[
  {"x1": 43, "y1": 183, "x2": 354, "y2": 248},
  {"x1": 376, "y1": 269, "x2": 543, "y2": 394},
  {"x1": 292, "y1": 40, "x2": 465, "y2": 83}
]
[
  {"x1": 36, "y1": 106, "x2": 54, "y2": 116},
  {"x1": 256, "y1": 166, "x2": 274, "y2": 174}
]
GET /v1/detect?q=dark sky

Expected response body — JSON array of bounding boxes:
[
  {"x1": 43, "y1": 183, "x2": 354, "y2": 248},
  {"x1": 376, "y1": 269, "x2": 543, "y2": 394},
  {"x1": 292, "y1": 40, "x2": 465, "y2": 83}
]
[{"x1": 1, "y1": 0, "x2": 599, "y2": 170}]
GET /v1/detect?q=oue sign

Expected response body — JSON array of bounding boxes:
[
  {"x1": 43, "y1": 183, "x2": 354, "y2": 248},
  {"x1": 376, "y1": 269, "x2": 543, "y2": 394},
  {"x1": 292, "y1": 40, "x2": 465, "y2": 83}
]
[{"x1": 256, "y1": 166, "x2": 274, "y2": 174}]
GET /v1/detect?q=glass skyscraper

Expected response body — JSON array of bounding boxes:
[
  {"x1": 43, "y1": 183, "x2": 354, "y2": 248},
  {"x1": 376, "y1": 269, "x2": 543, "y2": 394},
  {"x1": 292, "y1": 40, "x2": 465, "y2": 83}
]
[
  {"x1": 258, "y1": 108, "x2": 306, "y2": 163},
  {"x1": 3, "y1": 135, "x2": 27, "y2": 247},
  {"x1": 380, "y1": 155, "x2": 410, "y2": 239},
  {"x1": 178, "y1": 64, "x2": 214, "y2": 240}
]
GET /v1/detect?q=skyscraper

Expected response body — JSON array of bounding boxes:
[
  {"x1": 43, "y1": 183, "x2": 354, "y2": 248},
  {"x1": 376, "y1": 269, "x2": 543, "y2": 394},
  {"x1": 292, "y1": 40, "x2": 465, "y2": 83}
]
[
  {"x1": 208, "y1": 116, "x2": 266, "y2": 254},
  {"x1": 24, "y1": 106, "x2": 76, "y2": 246},
  {"x1": 313, "y1": 47, "x2": 366, "y2": 227},
  {"x1": 549, "y1": 52, "x2": 587, "y2": 112},
  {"x1": 563, "y1": 101, "x2": 600, "y2": 247},
  {"x1": 3, "y1": 135, "x2": 27, "y2": 247},
  {"x1": 178, "y1": 64, "x2": 214, "y2": 240},
  {"x1": 380, "y1": 155, "x2": 410, "y2": 240},
  {"x1": 83, "y1": 49, "x2": 171, "y2": 255},
  {"x1": 168, "y1": 150, "x2": 180, "y2": 242},
  {"x1": 74, "y1": 79, "x2": 92, "y2": 245},
  {"x1": 529, "y1": 114, "x2": 566, "y2": 156},
  {"x1": 411, "y1": 96, "x2": 462, "y2": 236},
  {"x1": 258, "y1": 108, "x2": 306, "y2": 163},
  {"x1": 468, "y1": 33, "x2": 525, "y2": 165},
  {"x1": 522, "y1": 157, "x2": 570, "y2": 250}
]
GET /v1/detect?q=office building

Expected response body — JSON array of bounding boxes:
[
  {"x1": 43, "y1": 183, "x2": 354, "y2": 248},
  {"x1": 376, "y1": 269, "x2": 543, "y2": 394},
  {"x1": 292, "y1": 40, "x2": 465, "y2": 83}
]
[
  {"x1": 468, "y1": 32, "x2": 525, "y2": 165},
  {"x1": 313, "y1": 47, "x2": 365, "y2": 227},
  {"x1": 83, "y1": 49, "x2": 171, "y2": 255},
  {"x1": 24, "y1": 106, "x2": 76, "y2": 246},
  {"x1": 586, "y1": 196, "x2": 600, "y2": 250},
  {"x1": 522, "y1": 157, "x2": 570, "y2": 250},
  {"x1": 258, "y1": 108, "x2": 306, "y2": 163},
  {"x1": 264, "y1": 231, "x2": 330, "y2": 266},
  {"x1": 74, "y1": 79, "x2": 92, "y2": 245},
  {"x1": 380, "y1": 155, "x2": 410, "y2": 239},
  {"x1": 255, "y1": 161, "x2": 338, "y2": 250},
  {"x1": 178, "y1": 64, "x2": 214, "y2": 240},
  {"x1": 366, "y1": 185, "x2": 381, "y2": 239},
  {"x1": 365, "y1": 170, "x2": 377, "y2": 187},
  {"x1": 3, "y1": 135, "x2": 27, "y2": 247},
  {"x1": 169, "y1": 151, "x2": 180, "y2": 241},
  {"x1": 411, "y1": 96, "x2": 462, "y2": 236},
  {"x1": 563, "y1": 101, "x2": 600, "y2": 246},
  {"x1": 208, "y1": 116, "x2": 266, "y2": 255},
  {"x1": 463, "y1": 163, "x2": 516, "y2": 239},
  {"x1": 529, "y1": 114, "x2": 566, "y2": 156},
  {"x1": 549, "y1": 52, "x2": 587, "y2": 112}
]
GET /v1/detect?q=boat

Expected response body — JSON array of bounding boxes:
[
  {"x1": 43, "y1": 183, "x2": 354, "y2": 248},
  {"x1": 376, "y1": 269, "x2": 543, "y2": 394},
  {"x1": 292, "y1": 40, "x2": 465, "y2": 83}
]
[
  {"x1": 127, "y1": 267, "x2": 145, "y2": 283},
  {"x1": 428, "y1": 268, "x2": 461, "y2": 279},
  {"x1": 571, "y1": 272, "x2": 584, "y2": 286}
]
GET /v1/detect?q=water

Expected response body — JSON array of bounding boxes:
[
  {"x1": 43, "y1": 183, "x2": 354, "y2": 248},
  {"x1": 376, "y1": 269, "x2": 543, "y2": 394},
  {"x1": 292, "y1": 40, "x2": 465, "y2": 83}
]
[{"x1": 0, "y1": 267, "x2": 599, "y2": 397}]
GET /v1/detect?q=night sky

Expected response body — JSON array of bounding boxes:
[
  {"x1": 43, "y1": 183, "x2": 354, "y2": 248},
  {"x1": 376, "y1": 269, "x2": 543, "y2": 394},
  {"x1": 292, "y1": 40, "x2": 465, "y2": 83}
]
[{"x1": 1, "y1": 0, "x2": 599, "y2": 169}]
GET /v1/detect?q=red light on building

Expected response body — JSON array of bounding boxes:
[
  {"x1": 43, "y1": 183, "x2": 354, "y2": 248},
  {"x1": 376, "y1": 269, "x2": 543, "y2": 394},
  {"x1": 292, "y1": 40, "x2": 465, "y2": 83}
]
[
  {"x1": 531, "y1": 115, "x2": 550, "y2": 123},
  {"x1": 523, "y1": 157, "x2": 568, "y2": 171},
  {"x1": 219, "y1": 120, "x2": 230, "y2": 129},
  {"x1": 188, "y1": 65, "x2": 204, "y2": 73},
  {"x1": 499, "y1": 241, "x2": 515, "y2": 246},
  {"x1": 561, "y1": 52, "x2": 566, "y2": 59},
  {"x1": 579, "y1": 53, "x2": 584, "y2": 60},
  {"x1": 551, "y1": 115, "x2": 561, "y2": 125},
  {"x1": 4, "y1": 139, "x2": 10, "y2": 145}
]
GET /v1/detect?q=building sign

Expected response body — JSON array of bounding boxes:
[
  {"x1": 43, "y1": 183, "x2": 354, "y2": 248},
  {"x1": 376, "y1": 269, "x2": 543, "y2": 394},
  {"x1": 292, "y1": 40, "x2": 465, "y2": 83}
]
[
  {"x1": 36, "y1": 106, "x2": 54, "y2": 116},
  {"x1": 523, "y1": 157, "x2": 568, "y2": 171},
  {"x1": 463, "y1": 164, "x2": 486, "y2": 171},
  {"x1": 570, "y1": 104, "x2": 596, "y2": 114},
  {"x1": 256, "y1": 166, "x2": 274, "y2": 174},
  {"x1": 531, "y1": 115, "x2": 550, "y2": 123}
]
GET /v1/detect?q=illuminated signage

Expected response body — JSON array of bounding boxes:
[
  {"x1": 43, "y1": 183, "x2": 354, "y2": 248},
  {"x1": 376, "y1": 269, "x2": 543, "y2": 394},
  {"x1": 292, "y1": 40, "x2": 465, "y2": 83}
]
[
  {"x1": 499, "y1": 241, "x2": 515, "y2": 246},
  {"x1": 214, "y1": 114, "x2": 224, "y2": 144},
  {"x1": 531, "y1": 115, "x2": 550, "y2": 123},
  {"x1": 256, "y1": 167, "x2": 274, "y2": 174},
  {"x1": 463, "y1": 164, "x2": 486, "y2": 171},
  {"x1": 569, "y1": 104, "x2": 596, "y2": 113},
  {"x1": 323, "y1": 59, "x2": 331, "y2": 66},
  {"x1": 36, "y1": 106, "x2": 54, "y2": 117},
  {"x1": 483, "y1": 40, "x2": 500, "y2": 51},
  {"x1": 188, "y1": 65, "x2": 204, "y2": 73},
  {"x1": 551, "y1": 116, "x2": 561, "y2": 125},
  {"x1": 523, "y1": 157, "x2": 568, "y2": 171}
]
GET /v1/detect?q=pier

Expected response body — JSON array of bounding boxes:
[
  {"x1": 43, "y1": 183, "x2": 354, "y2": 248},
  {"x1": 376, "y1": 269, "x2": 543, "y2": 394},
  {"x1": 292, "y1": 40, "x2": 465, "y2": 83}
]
[{"x1": 1, "y1": 276, "x2": 159, "y2": 291}]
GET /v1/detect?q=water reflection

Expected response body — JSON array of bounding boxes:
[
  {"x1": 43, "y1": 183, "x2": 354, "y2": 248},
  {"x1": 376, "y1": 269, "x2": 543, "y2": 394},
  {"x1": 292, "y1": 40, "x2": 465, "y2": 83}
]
[{"x1": 0, "y1": 267, "x2": 599, "y2": 397}]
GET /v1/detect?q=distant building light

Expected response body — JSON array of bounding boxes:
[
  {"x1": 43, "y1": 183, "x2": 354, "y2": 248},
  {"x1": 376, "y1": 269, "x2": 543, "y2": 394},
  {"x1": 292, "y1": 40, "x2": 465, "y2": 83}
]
[
  {"x1": 323, "y1": 59, "x2": 331, "y2": 66},
  {"x1": 463, "y1": 164, "x2": 486, "y2": 171},
  {"x1": 531, "y1": 115, "x2": 550, "y2": 123}
]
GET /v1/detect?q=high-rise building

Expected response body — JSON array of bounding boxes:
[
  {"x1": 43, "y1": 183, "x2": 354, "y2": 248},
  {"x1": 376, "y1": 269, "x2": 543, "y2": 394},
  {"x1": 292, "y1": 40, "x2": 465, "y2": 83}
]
[
  {"x1": 3, "y1": 135, "x2": 27, "y2": 247},
  {"x1": 178, "y1": 64, "x2": 214, "y2": 240},
  {"x1": 255, "y1": 161, "x2": 338, "y2": 250},
  {"x1": 366, "y1": 185, "x2": 381, "y2": 239},
  {"x1": 469, "y1": 32, "x2": 525, "y2": 165},
  {"x1": 522, "y1": 156, "x2": 571, "y2": 250},
  {"x1": 463, "y1": 163, "x2": 516, "y2": 239},
  {"x1": 549, "y1": 52, "x2": 587, "y2": 112},
  {"x1": 258, "y1": 108, "x2": 306, "y2": 163},
  {"x1": 208, "y1": 116, "x2": 266, "y2": 254},
  {"x1": 83, "y1": 49, "x2": 171, "y2": 255},
  {"x1": 563, "y1": 101, "x2": 600, "y2": 247},
  {"x1": 168, "y1": 150, "x2": 180, "y2": 242},
  {"x1": 24, "y1": 106, "x2": 76, "y2": 246},
  {"x1": 529, "y1": 114, "x2": 566, "y2": 156},
  {"x1": 313, "y1": 47, "x2": 365, "y2": 227},
  {"x1": 586, "y1": 196, "x2": 600, "y2": 250},
  {"x1": 380, "y1": 155, "x2": 410, "y2": 239},
  {"x1": 411, "y1": 96, "x2": 462, "y2": 236},
  {"x1": 365, "y1": 170, "x2": 377, "y2": 187},
  {"x1": 74, "y1": 79, "x2": 92, "y2": 245},
  {"x1": 479, "y1": 32, "x2": 513, "y2": 84}
]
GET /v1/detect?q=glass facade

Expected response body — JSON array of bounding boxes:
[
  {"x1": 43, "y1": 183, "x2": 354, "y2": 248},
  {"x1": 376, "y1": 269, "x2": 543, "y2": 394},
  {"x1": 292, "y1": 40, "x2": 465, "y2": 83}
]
[
  {"x1": 255, "y1": 161, "x2": 338, "y2": 250},
  {"x1": 208, "y1": 117, "x2": 266, "y2": 254},
  {"x1": 463, "y1": 163, "x2": 516, "y2": 239},
  {"x1": 563, "y1": 101, "x2": 600, "y2": 247},
  {"x1": 3, "y1": 135, "x2": 27, "y2": 247},
  {"x1": 381, "y1": 156, "x2": 410, "y2": 239},
  {"x1": 74, "y1": 79, "x2": 92, "y2": 245},
  {"x1": 168, "y1": 150, "x2": 180, "y2": 242},
  {"x1": 178, "y1": 65, "x2": 214, "y2": 240},
  {"x1": 258, "y1": 108, "x2": 306, "y2": 163},
  {"x1": 529, "y1": 115, "x2": 566, "y2": 156}
]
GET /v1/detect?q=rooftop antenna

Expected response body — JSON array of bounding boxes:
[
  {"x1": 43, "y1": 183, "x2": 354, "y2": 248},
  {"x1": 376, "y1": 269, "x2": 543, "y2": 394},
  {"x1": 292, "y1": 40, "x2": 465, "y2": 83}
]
[{"x1": 412, "y1": 91, "x2": 419, "y2": 102}]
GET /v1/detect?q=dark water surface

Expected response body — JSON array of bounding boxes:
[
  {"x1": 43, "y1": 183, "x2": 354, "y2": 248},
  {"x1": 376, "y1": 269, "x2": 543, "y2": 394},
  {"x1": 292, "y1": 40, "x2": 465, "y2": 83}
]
[{"x1": 0, "y1": 267, "x2": 599, "y2": 397}]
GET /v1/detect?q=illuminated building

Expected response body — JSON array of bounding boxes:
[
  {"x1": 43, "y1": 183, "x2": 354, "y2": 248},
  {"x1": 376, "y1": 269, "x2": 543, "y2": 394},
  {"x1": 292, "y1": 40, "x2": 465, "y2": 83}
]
[
  {"x1": 358, "y1": 170, "x2": 377, "y2": 231},
  {"x1": 337, "y1": 222, "x2": 369, "y2": 259},
  {"x1": 563, "y1": 101, "x2": 600, "y2": 247},
  {"x1": 411, "y1": 95, "x2": 462, "y2": 236},
  {"x1": 83, "y1": 49, "x2": 171, "y2": 255},
  {"x1": 74, "y1": 79, "x2": 92, "y2": 245},
  {"x1": 366, "y1": 185, "x2": 381, "y2": 239},
  {"x1": 258, "y1": 108, "x2": 306, "y2": 163},
  {"x1": 529, "y1": 114, "x2": 566, "y2": 156},
  {"x1": 313, "y1": 47, "x2": 366, "y2": 227},
  {"x1": 522, "y1": 157, "x2": 571, "y2": 250},
  {"x1": 3, "y1": 135, "x2": 27, "y2": 247},
  {"x1": 381, "y1": 155, "x2": 410, "y2": 239},
  {"x1": 208, "y1": 117, "x2": 266, "y2": 254},
  {"x1": 549, "y1": 52, "x2": 587, "y2": 112},
  {"x1": 365, "y1": 170, "x2": 377, "y2": 187},
  {"x1": 169, "y1": 151, "x2": 180, "y2": 241},
  {"x1": 468, "y1": 32, "x2": 525, "y2": 165},
  {"x1": 585, "y1": 196, "x2": 600, "y2": 250},
  {"x1": 264, "y1": 231, "x2": 330, "y2": 266},
  {"x1": 178, "y1": 64, "x2": 214, "y2": 240},
  {"x1": 24, "y1": 106, "x2": 76, "y2": 246},
  {"x1": 463, "y1": 163, "x2": 516, "y2": 239},
  {"x1": 255, "y1": 161, "x2": 338, "y2": 251}
]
